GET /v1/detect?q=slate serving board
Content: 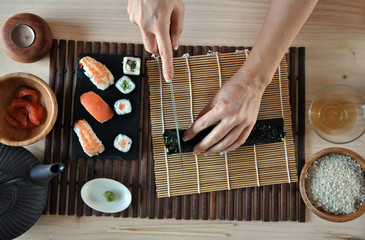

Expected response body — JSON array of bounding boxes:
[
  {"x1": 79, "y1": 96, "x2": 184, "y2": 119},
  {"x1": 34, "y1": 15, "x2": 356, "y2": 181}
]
[{"x1": 72, "y1": 53, "x2": 142, "y2": 160}]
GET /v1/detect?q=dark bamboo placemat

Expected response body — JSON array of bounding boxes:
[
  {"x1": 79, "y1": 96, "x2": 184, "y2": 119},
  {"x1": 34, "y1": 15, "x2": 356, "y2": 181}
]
[{"x1": 43, "y1": 39, "x2": 305, "y2": 222}]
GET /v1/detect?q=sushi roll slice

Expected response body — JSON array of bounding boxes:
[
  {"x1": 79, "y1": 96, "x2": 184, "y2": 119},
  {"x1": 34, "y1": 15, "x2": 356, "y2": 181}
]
[
  {"x1": 80, "y1": 91, "x2": 114, "y2": 123},
  {"x1": 74, "y1": 119, "x2": 105, "y2": 157},
  {"x1": 114, "y1": 99, "x2": 132, "y2": 115},
  {"x1": 116, "y1": 76, "x2": 136, "y2": 94},
  {"x1": 123, "y1": 56, "x2": 141, "y2": 75},
  {"x1": 79, "y1": 56, "x2": 114, "y2": 90},
  {"x1": 114, "y1": 134, "x2": 132, "y2": 153}
]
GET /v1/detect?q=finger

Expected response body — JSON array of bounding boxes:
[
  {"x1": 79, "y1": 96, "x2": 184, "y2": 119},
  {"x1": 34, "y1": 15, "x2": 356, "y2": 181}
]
[
  {"x1": 204, "y1": 124, "x2": 244, "y2": 155},
  {"x1": 192, "y1": 121, "x2": 235, "y2": 155},
  {"x1": 141, "y1": 31, "x2": 158, "y2": 55},
  {"x1": 155, "y1": 31, "x2": 174, "y2": 82},
  {"x1": 183, "y1": 106, "x2": 221, "y2": 142},
  {"x1": 170, "y1": 6, "x2": 184, "y2": 50},
  {"x1": 220, "y1": 124, "x2": 254, "y2": 154}
]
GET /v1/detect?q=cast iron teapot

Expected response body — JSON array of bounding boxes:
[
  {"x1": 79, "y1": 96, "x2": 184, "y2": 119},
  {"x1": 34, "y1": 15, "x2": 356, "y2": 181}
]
[{"x1": 0, "y1": 143, "x2": 64, "y2": 240}]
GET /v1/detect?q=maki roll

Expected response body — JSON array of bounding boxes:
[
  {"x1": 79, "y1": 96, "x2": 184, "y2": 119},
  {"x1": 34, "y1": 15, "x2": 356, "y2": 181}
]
[
  {"x1": 114, "y1": 134, "x2": 132, "y2": 153},
  {"x1": 79, "y1": 56, "x2": 114, "y2": 90},
  {"x1": 116, "y1": 76, "x2": 136, "y2": 94},
  {"x1": 164, "y1": 118, "x2": 286, "y2": 154},
  {"x1": 114, "y1": 99, "x2": 132, "y2": 115},
  {"x1": 123, "y1": 56, "x2": 141, "y2": 75}
]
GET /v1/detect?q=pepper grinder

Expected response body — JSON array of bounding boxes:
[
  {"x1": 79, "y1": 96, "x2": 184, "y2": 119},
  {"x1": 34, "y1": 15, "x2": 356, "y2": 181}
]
[{"x1": 0, "y1": 13, "x2": 53, "y2": 63}]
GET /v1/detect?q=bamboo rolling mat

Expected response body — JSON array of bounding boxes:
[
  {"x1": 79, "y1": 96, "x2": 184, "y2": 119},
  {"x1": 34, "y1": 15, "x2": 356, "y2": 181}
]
[
  {"x1": 147, "y1": 50, "x2": 297, "y2": 198},
  {"x1": 43, "y1": 40, "x2": 306, "y2": 222}
]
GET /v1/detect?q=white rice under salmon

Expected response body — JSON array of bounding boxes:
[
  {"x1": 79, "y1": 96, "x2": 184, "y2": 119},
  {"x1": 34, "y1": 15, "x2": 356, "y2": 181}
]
[
  {"x1": 114, "y1": 134, "x2": 132, "y2": 153},
  {"x1": 114, "y1": 99, "x2": 132, "y2": 115}
]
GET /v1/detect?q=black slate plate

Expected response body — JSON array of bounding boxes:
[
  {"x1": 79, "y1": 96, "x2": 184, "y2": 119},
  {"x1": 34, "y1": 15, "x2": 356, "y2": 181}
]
[
  {"x1": 72, "y1": 53, "x2": 142, "y2": 160},
  {"x1": 0, "y1": 143, "x2": 47, "y2": 240}
]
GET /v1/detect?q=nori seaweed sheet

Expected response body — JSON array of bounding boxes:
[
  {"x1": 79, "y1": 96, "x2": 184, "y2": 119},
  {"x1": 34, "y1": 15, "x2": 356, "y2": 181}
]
[{"x1": 163, "y1": 118, "x2": 285, "y2": 154}]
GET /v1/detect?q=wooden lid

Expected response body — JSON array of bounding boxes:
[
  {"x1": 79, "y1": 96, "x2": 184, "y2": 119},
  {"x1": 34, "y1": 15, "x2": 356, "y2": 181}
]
[{"x1": 0, "y1": 13, "x2": 53, "y2": 63}]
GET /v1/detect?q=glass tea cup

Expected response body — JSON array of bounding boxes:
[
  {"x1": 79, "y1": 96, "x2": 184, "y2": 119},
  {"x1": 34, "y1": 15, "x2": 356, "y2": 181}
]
[{"x1": 309, "y1": 84, "x2": 365, "y2": 144}]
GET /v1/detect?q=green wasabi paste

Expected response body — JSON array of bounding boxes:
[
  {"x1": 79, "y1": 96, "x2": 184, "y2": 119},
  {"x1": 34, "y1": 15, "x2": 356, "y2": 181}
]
[{"x1": 103, "y1": 191, "x2": 115, "y2": 202}]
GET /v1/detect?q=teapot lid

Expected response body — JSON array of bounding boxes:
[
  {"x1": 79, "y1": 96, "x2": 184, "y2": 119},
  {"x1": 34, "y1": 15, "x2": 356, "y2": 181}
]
[{"x1": 0, "y1": 143, "x2": 48, "y2": 240}]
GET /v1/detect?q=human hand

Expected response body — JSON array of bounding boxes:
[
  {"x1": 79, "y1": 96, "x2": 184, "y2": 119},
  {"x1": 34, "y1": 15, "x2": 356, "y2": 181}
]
[
  {"x1": 183, "y1": 69, "x2": 268, "y2": 155},
  {"x1": 127, "y1": 0, "x2": 185, "y2": 82}
]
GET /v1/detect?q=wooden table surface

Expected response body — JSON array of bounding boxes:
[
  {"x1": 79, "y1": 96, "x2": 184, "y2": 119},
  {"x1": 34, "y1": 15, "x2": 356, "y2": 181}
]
[{"x1": 1, "y1": 0, "x2": 364, "y2": 239}]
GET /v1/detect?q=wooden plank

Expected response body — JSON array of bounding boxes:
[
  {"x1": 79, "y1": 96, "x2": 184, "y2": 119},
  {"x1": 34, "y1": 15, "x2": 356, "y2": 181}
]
[
  {"x1": 49, "y1": 39, "x2": 67, "y2": 214},
  {"x1": 245, "y1": 187, "x2": 252, "y2": 221},
  {"x1": 121, "y1": 43, "x2": 135, "y2": 218},
  {"x1": 103, "y1": 42, "x2": 115, "y2": 218},
  {"x1": 271, "y1": 184, "x2": 279, "y2": 221},
  {"x1": 83, "y1": 41, "x2": 93, "y2": 217},
  {"x1": 76, "y1": 158, "x2": 86, "y2": 216},
  {"x1": 254, "y1": 187, "x2": 261, "y2": 220},
  {"x1": 148, "y1": 149, "x2": 156, "y2": 219},
  {"x1": 140, "y1": 49, "x2": 151, "y2": 218},
  {"x1": 263, "y1": 186, "x2": 270, "y2": 222},
  {"x1": 166, "y1": 198, "x2": 172, "y2": 218},
  {"x1": 43, "y1": 39, "x2": 58, "y2": 215},
  {"x1": 290, "y1": 183, "x2": 297, "y2": 221},
  {"x1": 62, "y1": 40, "x2": 75, "y2": 216},
  {"x1": 114, "y1": 43, "x2": 126, "y2": 218},
  {"x1": 298, "y1": 47, "x2": 306, "y2": 223},
  {"x1": 76, "y1": 41, "x2": 86, "y2": 217},
  {"x1": 236, "y1": 188, "x2": 243, "y2": 221},
  {"x1": 92, "y1": 42, "x2": 104, "y2": 217},
  {"x1": 281, "y1": 183, "x2": 288, "y2": 221},
  {"x1": 131, "y1": 44, "x2": 144, "y2": 218}
]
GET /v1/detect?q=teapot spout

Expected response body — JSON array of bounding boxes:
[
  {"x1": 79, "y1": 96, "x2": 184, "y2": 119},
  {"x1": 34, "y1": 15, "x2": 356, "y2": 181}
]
[{"x1": 29, "y1": 162, "x2": 64, "y2": 186}]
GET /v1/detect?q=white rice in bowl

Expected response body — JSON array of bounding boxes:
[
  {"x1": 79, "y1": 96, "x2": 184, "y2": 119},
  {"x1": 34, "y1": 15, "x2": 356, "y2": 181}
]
[{"x1": 305, "y1": 153, "x2": 365, "y2": 215}]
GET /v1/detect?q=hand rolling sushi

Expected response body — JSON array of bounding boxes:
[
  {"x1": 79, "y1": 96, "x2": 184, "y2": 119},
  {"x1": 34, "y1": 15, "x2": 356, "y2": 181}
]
[
  {"x1": 114, "y1": 134, "x2": 132, "y2": 153},
  {"x1": 123, "y1": 56, "x2": 141, "y2": 75},
  {"x1": 80, "y1": 91, "x2": 114, "y2": 123},
  {"x1": 114, "y1": 99, "x2": 132, "y2": 115},
  {"x1": 79, "y1": 56, "x2": 114, "y2": 90},
  {"x1": 164, "y1": 118, "x2": 286, "y2": 154},
  {"x1": 116, "y1": 76, "x2": 135, "y2": 94},
  {"x1": 74, "y1": 119, "x2": 105, "y2": 157}
]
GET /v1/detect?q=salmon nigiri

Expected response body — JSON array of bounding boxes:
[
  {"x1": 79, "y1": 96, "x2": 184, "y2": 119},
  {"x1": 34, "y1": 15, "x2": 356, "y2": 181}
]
[
  {"x1": 80, "y1": 91, "x2": 114, "y2": 123},
  {"x1": 79, "y1": 56, "x2": 114, "y2": 90},
  {"x1": 74, "y1": 119, "x2": 105, "y2": 157}
]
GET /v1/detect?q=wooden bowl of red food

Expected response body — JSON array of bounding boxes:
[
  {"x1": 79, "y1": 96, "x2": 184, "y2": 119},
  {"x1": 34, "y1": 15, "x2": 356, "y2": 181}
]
[{"x1": 0, "y1": 72, "x2": 57, "y2": 146}]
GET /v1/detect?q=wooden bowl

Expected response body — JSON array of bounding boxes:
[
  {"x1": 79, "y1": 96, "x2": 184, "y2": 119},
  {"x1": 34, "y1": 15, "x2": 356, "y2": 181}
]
[
  {"x1": 0, "y1": 73, "x2": 57, "y2": 146},
  {"x1": 299, "y1": 147, "x2": 365, "y2": 222}
]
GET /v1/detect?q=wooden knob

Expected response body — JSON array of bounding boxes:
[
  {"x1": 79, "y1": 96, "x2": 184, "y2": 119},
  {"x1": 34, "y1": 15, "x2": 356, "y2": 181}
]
[{"x1": 0, "y1": 13, "x2": 53, "y2": 63}]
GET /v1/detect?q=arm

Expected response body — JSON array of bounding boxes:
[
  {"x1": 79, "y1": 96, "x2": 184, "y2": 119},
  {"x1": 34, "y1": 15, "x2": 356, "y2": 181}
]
[{"x1": 183, "y1": 0, "x2": 318, "y2": 155}]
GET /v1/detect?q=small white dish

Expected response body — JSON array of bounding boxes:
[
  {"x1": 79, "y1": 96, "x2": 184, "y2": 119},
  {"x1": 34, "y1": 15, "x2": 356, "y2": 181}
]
[{"x1": 81, "y1": 178, "x2": 131, "y2": 213}]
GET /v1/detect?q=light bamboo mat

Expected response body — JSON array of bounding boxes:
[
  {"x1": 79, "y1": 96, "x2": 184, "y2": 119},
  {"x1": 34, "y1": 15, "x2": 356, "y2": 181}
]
[{"x1": 147, "y1": 50, "x2": 297, "y2": 198}]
